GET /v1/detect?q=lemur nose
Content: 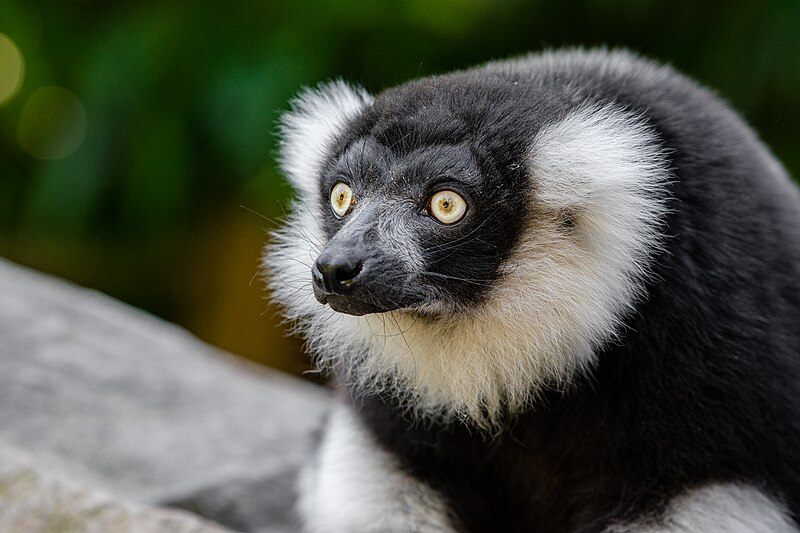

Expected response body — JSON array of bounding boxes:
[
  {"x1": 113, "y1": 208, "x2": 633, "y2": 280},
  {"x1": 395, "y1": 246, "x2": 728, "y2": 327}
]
[{"x1": 313, "y1": 255, "x2": 363, "y2": 295}]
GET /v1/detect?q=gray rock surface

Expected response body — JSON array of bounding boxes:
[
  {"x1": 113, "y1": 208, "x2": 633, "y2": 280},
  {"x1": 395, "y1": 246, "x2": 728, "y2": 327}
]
[
  {"x1": 0, "y1": 442, "x2": 231, "y2": 533},
  {"x1": 0, "y1": 257, "x2": 330, "y2": 532}
]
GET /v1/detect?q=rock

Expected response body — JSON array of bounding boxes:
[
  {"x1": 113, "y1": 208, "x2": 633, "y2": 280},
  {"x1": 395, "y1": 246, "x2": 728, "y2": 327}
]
[
  {"x1": 0, "y1": 258, "x2": 329, "y2": 531},
  {"x1": 0, "y1": 442, "x2": 232, "y2": 533}
]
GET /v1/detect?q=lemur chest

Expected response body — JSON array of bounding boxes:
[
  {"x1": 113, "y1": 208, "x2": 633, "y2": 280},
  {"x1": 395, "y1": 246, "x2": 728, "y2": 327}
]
[{"x1": 357, "y1": 401, "x2": 651, "y2": 532}]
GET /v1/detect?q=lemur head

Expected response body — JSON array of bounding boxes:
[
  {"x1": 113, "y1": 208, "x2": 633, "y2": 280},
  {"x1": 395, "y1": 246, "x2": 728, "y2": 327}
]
[{"x1": 268, "y1": 55, "x2": 671, "y2": 428}]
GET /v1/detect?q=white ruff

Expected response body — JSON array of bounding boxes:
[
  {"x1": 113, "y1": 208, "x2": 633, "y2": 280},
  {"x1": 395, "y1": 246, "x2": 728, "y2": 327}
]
[
  {"x1": 605, "y1": 484, "x2": 798, "y2": 532},
  {"x1": 278, "y1": 80, "x2": 372, "y2": 200},
  {"x1": 268, "y1": 93, "x2": 670, "y2": 428}
]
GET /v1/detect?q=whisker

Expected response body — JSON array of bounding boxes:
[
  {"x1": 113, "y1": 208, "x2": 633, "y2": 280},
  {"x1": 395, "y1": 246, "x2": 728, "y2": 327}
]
[
  {"x1": 286, "y1": 257, "x2": 313, "y2": 269},
  {"x1": 302, "y1": 200, "x2": 326, "y2": 231},
  {"x1": 260, "y1": 284, "x2": 312, "y2": 316},
  {"x1": 274, "y1": 199, "x2": 324, "y2": 251},
  {"x1": 249, "y1": 267, "x2": 264, "y2": 287},
  {"x1": 421, "y1": 271, "x2": 494, "y2": 287},
  {"x1": 422, "y1": 216, "x2": 495, "y2": 254},
  {"x1": 387, "y1": 310, "x2": 417, "y2": 373},
  {"x1": 287, "y1": 218, "x2": 324, "y2": 253},
  {"x1": 240, "y1": 204, "x2": 282, "y2": 227}
]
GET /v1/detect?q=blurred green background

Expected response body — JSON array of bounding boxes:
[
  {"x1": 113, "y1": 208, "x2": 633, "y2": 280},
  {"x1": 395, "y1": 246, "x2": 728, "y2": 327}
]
[{"x1": 1, "y1": 0, "x2": 798, "y2": 377}]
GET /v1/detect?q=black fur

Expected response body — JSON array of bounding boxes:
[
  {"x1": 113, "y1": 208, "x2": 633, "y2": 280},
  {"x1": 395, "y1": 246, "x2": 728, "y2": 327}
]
[
  {"x1": 310, "y1": 51, "x2": 800, "y2": 531},
  {"x1": 316, "y1": 104, "x2": 531, "y2": 312}
]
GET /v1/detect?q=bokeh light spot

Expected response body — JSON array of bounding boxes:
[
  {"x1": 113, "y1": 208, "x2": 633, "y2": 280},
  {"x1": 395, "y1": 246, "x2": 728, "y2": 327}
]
[
  {"x1": 17, "y1": 86, "x2": 88, "y2": 160},
  {"x1": 0, "y1": 33, "x2": 25, "y2": 105}
]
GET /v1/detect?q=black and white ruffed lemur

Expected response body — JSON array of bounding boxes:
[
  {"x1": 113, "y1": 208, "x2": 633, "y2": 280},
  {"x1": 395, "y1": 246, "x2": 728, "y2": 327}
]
[{"x1": 266, "y1": 49, "x2": 800, "y2": 532}]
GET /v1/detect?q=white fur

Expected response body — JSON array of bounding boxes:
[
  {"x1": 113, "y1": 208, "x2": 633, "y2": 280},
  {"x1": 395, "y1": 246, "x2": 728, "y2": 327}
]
[
  {"x1": 605, "y1": 484, "x2": 798, "y2": 532},
  {"x1": 279, "y1": 80, "x2": 373, "y2": 200},
  {"x1": 268, "y1": 93, "x2": 670, "y2": 428},
  {"x1": 298, "y1": 404, "x2": 456, "y2": 533}
]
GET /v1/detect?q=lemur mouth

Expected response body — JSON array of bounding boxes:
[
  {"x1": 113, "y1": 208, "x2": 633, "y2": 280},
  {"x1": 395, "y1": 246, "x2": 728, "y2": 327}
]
[{"x1": 318, "y1": 293, "x2": 398, "y2": 316}]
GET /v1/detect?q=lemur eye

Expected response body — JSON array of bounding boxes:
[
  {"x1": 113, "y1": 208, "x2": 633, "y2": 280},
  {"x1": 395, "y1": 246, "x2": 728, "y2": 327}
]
[
  {"x1": 428, "y1": 190, "x2": 467, "y2": 224},
  {"x1": 330, "y1": 182, "x2": 355, "y2": 218}
]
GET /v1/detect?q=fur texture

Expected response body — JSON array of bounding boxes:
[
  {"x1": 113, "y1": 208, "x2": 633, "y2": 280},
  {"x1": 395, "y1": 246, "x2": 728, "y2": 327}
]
[
  {"x1": 605, "y1": 484, "x2": 797, "y2": 533},
  {"x1": 267, "y1": 48, "x2": 800, "y2": 531},
  {"x1": 268, "y1": 80, "x2": 670, "y2": 429},
  {"x1": 298, "y1": 405, "x2": 457, "y2": 533}
]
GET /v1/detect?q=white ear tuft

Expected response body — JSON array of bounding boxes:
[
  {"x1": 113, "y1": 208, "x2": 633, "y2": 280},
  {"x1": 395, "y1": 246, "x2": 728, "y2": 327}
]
[{"x1": 279, "y1": 81, "x2": 373, "y2": 200}]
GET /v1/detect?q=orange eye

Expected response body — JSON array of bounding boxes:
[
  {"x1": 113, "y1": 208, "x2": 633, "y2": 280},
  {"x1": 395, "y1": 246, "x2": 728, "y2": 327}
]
[
  {"x1": 428, "y1": 190, "x2": 466, "y2": 224},
  {"x1": 330, "y1": 182, "x2": 355, "y2": 217}
]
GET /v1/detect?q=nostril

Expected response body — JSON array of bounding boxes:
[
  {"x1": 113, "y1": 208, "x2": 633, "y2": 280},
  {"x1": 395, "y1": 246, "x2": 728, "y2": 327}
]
[
  {"x1": 335, "y1": 262, "x2": 362, "y2": 290},
  {"x1": 314, "y1": 257, "x2": 363, "y2": 295}
]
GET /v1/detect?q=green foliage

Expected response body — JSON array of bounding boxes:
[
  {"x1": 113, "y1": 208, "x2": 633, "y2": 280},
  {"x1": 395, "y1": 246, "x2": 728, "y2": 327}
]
[
  {"x1": 0, "y1": 0, "x2": 797, "y2": 366},
  {"x1": 1, "y1": 0, "x2": 799, "y2": 238}
]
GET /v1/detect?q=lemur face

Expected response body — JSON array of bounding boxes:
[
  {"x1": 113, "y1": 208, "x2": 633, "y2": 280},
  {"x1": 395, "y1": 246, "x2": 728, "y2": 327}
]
[
  {"x1": 312, "y1": 132, "x2": 525, "y2": 317},
  {"x1": 268, "y1": 67, "x2": 671, "y2": 427}
]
